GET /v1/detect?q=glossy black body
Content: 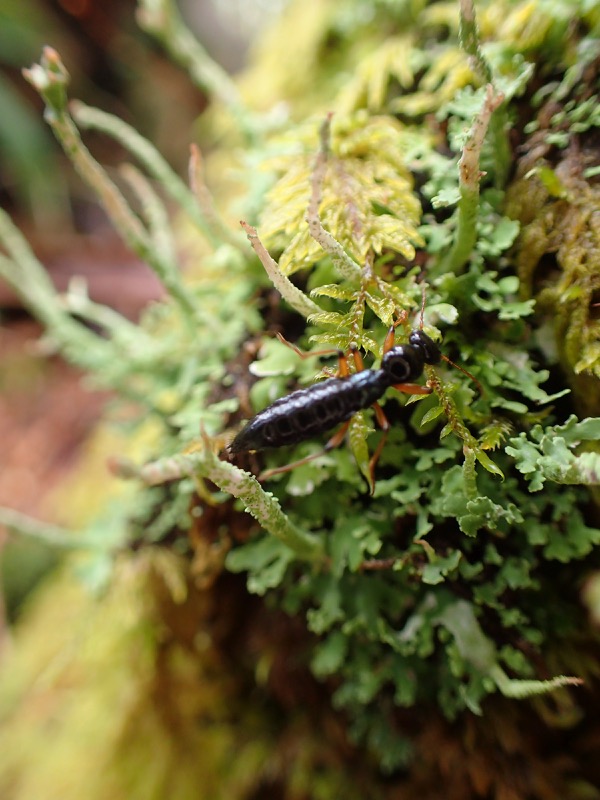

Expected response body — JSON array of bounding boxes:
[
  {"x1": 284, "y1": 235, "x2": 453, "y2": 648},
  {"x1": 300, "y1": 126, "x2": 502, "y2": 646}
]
[{"x1": 229, "y1": 330, "x2": 441, "y2": 454}]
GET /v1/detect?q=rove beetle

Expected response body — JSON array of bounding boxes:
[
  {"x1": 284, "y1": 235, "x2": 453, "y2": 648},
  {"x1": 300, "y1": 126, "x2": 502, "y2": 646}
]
[{"x1": 229, "y1": 308, "x2": 449, "y2": 489}]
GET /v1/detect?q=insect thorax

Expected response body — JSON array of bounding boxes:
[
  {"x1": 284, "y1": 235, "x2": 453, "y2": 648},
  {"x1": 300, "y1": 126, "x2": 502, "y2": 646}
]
[{"x1": 381, "y1": 345, "x2": 425, "y2": 383}]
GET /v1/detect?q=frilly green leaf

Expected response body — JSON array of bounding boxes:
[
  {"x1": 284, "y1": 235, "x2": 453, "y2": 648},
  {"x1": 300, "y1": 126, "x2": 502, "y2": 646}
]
[
  {"x1": 225, "y1": 536, "x2": 295, "y2": 595},
  {"x1": 506, "y1": 417, "x2": 600, "y2": 491}
]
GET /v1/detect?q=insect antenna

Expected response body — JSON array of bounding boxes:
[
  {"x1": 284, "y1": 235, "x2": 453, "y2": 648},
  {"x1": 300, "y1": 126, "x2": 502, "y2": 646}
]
[
  {"x1": 417, "y1": 281, "x2": 485, "y2": 397},
  {"x1": 419, "y1": 281, "x2": 426, "y2": 331},
  {"x1": 440, "y1": 353, "x2": 485, "y2": 396}
]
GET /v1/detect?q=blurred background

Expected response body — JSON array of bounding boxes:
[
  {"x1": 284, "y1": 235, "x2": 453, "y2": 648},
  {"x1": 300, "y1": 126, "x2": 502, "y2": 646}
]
[{"x1": 0, "y1": 0, "x2": 285, "y2": 624}]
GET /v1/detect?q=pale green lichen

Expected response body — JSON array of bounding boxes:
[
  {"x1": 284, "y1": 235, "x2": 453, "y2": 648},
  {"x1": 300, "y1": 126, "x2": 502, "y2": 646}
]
[{"x1": 1, "y1": 0, "x2": 600, "y2": 790}]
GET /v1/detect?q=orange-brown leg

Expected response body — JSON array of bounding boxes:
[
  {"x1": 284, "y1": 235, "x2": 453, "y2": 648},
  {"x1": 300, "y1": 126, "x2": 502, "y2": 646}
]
[
  {"x1": 276, "y1": 332, "x2": 350, "y2": 378},
  {"x1": 393, "y1": 382, "x2": 432, "y2": 395},
  {"x1": 382, "y1": 326, "x2": 396, "y2": 355},
  {"x1": 337, "y1": 351, "x2": 351, "y2": 377},
  {"x1": 365, "y1": 384, "x2": 432, "y2": 491},
  {"x1": 258, "y1": 342, "x2": 355, "y2": 482},
  {"x1": 276, "y1": 332, "x2": 343, "y2": 361},
  {"x1": 350, "y1": 345, "x2": 365, "y2": 372},
  {"x1": 354, "y1": 341, "x2": 432, "y2": 490},
  {"x1": 350, "y1": 346, "x2": 392, "y2": 493},
  {"x1": 259, "y1": 420, "x2": 351, "y2": 481},
  {"x1": 382, "y1": 311, "x2": 409, "y2": 354},
  {"x1": 366, "y1": 401, "x2": 391, "y2": 493}
]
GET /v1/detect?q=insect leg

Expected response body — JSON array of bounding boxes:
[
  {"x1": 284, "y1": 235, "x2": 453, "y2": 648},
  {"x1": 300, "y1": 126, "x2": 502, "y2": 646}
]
[
  {"x1": 382, "y1": 310, "x2": 410, "y2": 354},
  {"x1": 367, "y1": 402, "x2": 391, "y2": 494},
  {"x1": 368, "y1": 375, "x2": 433, "y2": 487},
  {"x1": 382, "y1": 326, "x2": 396, "y2": 354},
  {"x1": 392, "y1": 382, "x2": 432, "y2": 395},
  {"x1": 275, "y1": 332, "x2": 342, "y2": 361},
  {"x1": 349, "y1": 345, "x2": 365, "y2": 372},
  {"x1": 258, "y1": 420, "x2": 351, "y2": 481},
  {"x1": 276, "y1": 331, "x2": 350, "y2": 378},
  {"x1": 337, "y1": 351, "x2": 351, "y2": 377}
]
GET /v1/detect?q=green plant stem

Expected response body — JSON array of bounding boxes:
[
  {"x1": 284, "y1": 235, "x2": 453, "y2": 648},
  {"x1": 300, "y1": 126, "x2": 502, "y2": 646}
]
[
  {"x1": 0, "y1": 209, "x2": 173, "y2": 408},
  {"x1": 425, "y1": 365, "x2": 504, "y2": 478},
  {"x1": 0, "y1": 211, "x2": 111, "y2": 369},
  {"x1": 489, "y1": 664, "x2": 583, "y2": 698},
  {"x1": 462, "y1": 447, "x2": 479, "y2": 500},
  {"x1": 138, "y1": 449, "x2": 326, "y2": 562},
  {"x1": 0, "y1": 508, "x2": 98, "y2": 549},
  {"x1": 62, "y1": 276, "x2": 163, "y2": 358},
  {"x1": 436, "y1": 84, "x2": 504, "y2": 275},
  {"x1": 23, "y1": 48, "x2": 200, "y2": 331},
  {"x1": 120, "y1": 163, "x2": 176, "y2": 266},
  {"x1": 306, "y1": 115, "x2": 362, "y2": 281},
  {"x1": 426, "y1": 366, "x2": 478, "y2": 448},
  {"x1": 46, "y1": 105, "x2": 151, "y2": 254},
  {"x1": 438, "y1": 601, "x2": 582, "y2": 698},
  {"x1": 459, "y1": 0, "x2": 492, "y2": 83},
  {"x1": 189, "y1": 144, "x2": 246, "y2": 251},
  {"x1": 73, "y1": 102, "x2": 242, "y2": 251},
  {"x1": 136, "y1": 0, "x2": 256, "y2": 142},
  {"x1": 240, "y1": 221, "x2": 321, "y2": 319},
  {"x1": 459, "y1": 0, "x2": 510, "y2": 187}
]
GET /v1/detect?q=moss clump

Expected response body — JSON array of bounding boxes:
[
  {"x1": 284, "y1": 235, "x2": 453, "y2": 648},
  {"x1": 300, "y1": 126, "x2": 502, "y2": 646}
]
[
  {"x1": 504, "y1": 42, "x2": 600, "y2": 415},
  {"x1": 1, "y1": 0, "x2": 599, "y2": 797}
]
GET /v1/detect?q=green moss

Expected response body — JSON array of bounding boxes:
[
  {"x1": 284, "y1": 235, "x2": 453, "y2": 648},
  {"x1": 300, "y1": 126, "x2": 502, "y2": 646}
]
[{"x1": 1, "y1": 0, "x2": 600, "y2": 795}]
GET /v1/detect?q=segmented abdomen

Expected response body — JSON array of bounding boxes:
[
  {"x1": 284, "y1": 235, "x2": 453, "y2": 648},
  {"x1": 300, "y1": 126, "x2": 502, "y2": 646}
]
[{"x1": 229, "y1": 371, "x2": 386, "y2": 453}]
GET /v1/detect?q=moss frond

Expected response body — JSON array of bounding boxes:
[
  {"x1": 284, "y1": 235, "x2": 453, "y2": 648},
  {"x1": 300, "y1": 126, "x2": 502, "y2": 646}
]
[
  {"x1": 260, "y1": 114, "x2": 423, "y2": 276},
  {"x1": 2, "y1": 0, "x2": 600, "y2": 791}
]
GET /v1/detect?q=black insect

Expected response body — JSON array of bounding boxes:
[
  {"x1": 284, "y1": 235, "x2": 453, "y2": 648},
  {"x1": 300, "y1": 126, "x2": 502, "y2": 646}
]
[{"x1": 229, "y1": 322, "x2": 442, "y2": 488}]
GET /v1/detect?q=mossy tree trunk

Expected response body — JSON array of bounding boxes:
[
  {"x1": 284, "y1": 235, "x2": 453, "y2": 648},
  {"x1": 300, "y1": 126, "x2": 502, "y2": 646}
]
[{"x1": 1, "y1": 1, "x2": 600, "y2": 798}]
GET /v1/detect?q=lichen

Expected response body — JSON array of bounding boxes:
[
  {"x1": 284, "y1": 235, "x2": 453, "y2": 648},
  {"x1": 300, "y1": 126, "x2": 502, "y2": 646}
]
[{"x1": 1, "y1": 0, "x2": 600, "y2": 795}]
